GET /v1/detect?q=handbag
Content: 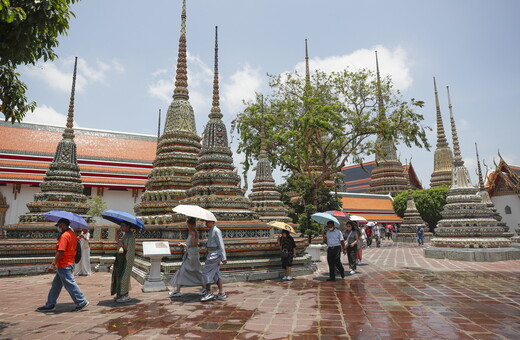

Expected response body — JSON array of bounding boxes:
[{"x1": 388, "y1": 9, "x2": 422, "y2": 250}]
[{"x1": 281, "y1": 250, "x2": 290, "y2": 258}]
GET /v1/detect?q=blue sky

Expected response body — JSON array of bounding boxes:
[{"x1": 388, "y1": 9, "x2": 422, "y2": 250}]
[{"x1": 19, "y1": 0, "x2": 520, "y2": 190}]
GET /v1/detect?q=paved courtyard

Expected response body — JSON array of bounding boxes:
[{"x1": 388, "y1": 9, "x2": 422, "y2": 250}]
[{"x1": 1, "y1": 240, "x2": 519, "y2": 339}]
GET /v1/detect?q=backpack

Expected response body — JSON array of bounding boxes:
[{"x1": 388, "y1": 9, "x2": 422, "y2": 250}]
[{"x1": 75, "y1": 239, "x2": 82, "y2": 263}]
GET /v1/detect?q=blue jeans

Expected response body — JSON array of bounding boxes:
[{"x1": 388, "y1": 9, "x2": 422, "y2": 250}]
[{"x1": 45, "y1": 265, "x2": 87, "y2": 307}]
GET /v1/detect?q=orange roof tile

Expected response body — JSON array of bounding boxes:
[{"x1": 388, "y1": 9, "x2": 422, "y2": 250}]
[
  {"x1": 348, "y1": 213, "x2": 402, "y2": 223},
  {"x1": 341, "y1": 196, "x2": 395, "y2": 211}
]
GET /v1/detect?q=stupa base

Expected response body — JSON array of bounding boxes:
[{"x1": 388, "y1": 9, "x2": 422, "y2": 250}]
[
  {"x1": 424, "y1": 246, "x2": 520, "y2": 262},
  {"x1": 394, "y1": 233, "x2": 432, "y2": 243}
]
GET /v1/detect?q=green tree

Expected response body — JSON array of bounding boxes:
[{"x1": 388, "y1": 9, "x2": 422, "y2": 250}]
[
  {"x1": 87, "y1": 196, "x2": 107, "y2": 218},
  {"x1": 232, "y1": 69, "x2": 429, "y2": 208},
  {"x1": 393, "y1": 186, "x2": 449, "y2": 231},
  {"x1": 0, "y1": 0, "x2": 78, "y2": 122}
]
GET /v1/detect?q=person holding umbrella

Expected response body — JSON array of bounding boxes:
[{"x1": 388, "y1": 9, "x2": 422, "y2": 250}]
[
  {"x1": 200, "y1": 219, "x2": 227, "y2": 302},
  {"x1": 277, "y1": 229, "x2": 297, "y2": 281},
  {"x1": 321, "y1": 220, "x2": 346, "y2": 281},
  {"x1": 37, "y1": 215, "x2": 89, "y2": 312},
  {"x1": 168, "y1": 217, "x2": 206, "y2": 297},
  {"x1": 102, "y1": 210, "x2": 144, "y2": 303}
]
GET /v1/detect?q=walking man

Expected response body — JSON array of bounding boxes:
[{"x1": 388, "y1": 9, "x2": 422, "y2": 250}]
[
  {"x1": 200, "y1": 220, "x2": 227, "y2": 301},
  {"x1": 417, "y1": 226, "x2": 425, "y2": 246},
  {"x1": 37, "y1": 218, "x2": 89, "y2": 312},
  {"x1": 321, "y1": 221, "x2": 346, "y2": 281},
  {"x1": 374, "y1": 223, "x2": 382, "y2": 248}
]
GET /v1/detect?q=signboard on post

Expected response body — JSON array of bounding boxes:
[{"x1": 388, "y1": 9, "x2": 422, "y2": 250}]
[
  {"x1": 143, "y1": 241, "x2": 171, "y2": 257},
  {"x1": 142, "y1": 241, "x2": 170, "y2": 292}
]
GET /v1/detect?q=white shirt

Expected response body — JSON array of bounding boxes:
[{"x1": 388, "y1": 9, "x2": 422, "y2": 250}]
[{"x1": 325, "y1": 228, "x2": 344, "y2": 247}]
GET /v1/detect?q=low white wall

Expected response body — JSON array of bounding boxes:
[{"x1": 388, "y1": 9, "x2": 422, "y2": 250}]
[{"x1": 492, "y1": 194, "x2": 520, "y2": 235}]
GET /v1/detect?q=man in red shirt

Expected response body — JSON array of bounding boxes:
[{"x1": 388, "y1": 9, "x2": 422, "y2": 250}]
[{"x1": 37, "y1": 218, "x2": 89, "y2": 312}]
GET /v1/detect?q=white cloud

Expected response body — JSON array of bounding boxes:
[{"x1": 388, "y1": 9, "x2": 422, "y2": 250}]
[
  {"x1": 221, "y1": 64, "x2": 263, "y2": 116},
  {"x1": 23, "y1": 104, "x2": 80, "y2": 127},
  {"x1": 24, "y1": 57, "x2": 124, "y2": 93},
  {"x1": 292, "y1": 45, "x2": 413, "y2": 91}
]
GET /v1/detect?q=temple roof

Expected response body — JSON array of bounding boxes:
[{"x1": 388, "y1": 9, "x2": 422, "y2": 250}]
[
  {"x1": 341, "y1": 161, "x2": 422, "y2": 193},
  {"x1": 338, "y1": 192, "x2": 403, "y2": 224},
  {"x1": 487, "y1": 157, "x2": 520, "y2": 197},
  {"x1": 0, "y1": 121, "x2": 155, "y2": 188}
]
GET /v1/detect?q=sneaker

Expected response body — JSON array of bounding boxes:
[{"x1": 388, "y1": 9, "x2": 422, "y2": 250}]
[
  {"x1": 350, "y1": 270, "x2": 356, "y2": 275},
  {"x1": 281, "y1": 276, "x2": 287, "y2": 281},
  {"x1": 286, "y1": 276, "x2": 293, "y2": 281},
  {"x1": 169, "y1": 290, "x2": 181, "y2": 297},
  {"x1": 115, "y1": 296, "x2": 131, "y2": 303},
  {"x1": 36, "y1": 305, "x2": 55, "y2": 312},
  {"x1": 215, "y1": 292, "x2": 227, "y2": 300},
  {"x1": 201, "y1": 293, "x2": 215, "y2": 302},
  {"x1": 197, "y1": 288, "x2": 208, "y2": 296},
  {"x1": 72, "y1": 300, "x2": 89, "y2": 312}
]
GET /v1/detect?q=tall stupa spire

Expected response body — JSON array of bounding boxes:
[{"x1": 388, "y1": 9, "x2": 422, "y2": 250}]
[
  {"x1": 429, "y1": 78, "x2": 453, "y2": 187},
  {"x1": 475, "y1": 142, "x2": 486, "y2": 191},
  {"x1": 182, "y1": 26, "x2": 256, "y2": 221},
  {"x1": 369, "y1": 51, "x2": 407, "y2": 196},
  {"x1": 134, "y1": 0, "x2": 202, "y2": 224},
  {"x1": 173, "y1": 0, "x2": 189, "y2": 100},
  {"x1": 447, "y1": 86, "x2": 463, "y2": 167},
  {"x1": 305, "y1": 39, "x2": 310, "y2": 84},
  {"x1": 19, "y1": 57, "x2": 91, "y2": 224}
]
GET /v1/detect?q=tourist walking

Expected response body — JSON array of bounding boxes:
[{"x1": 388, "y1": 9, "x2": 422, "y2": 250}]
[
  {"x1": 417, "y1": 226, "x2": 425, "y2": 246},
  {"x1": 169, "y1": 217, "x2": 206, "y2": 297},
  {"x1": 321, "y1": 220, "x2": 346, "y2": 281},
  {"x1": 356, "y1": 224, "x2": 367, "y2": 265},
  {"x1": 365, "y1": 224, "x2": 373, "y2": 248},
  {"x1": 278, "y1": 229, "x2": 297, "y2": 281},
  {"x1": 385, "y1": 224, "x2": 393, "y2": 240},
  {"x1": 344, "y1": 221, "x2": 359, "y2": 274},
  {"x1": 37, "y1": 218, "x2": 89, "y2": 312},
  {"x1": 200, "y1": 220, "x2": 227, "y2": 302},
  {"x1": 111, "y1": 221, "x2": 137, "y2": 303},
  {"x1": 73, "y1": 229, "x2": 91, "y2": 276},
  {"x1": 374, "y1": 223, "x2": 382, "y2": 247}
]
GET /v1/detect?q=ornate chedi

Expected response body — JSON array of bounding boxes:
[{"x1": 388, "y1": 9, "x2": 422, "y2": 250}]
[
  {"x1": 18, "y1": 57, "x2": 91, "y2": 224},
  {"x1": 134, "y1": 0, "x2": 202, "y2": 224},
  {"x1": 248, "y1": 106, "x2": 291, "y2": 223},
  {"x1": 475, "y1": 143, "x2": 511, "y2": 237},
  {"x1": 369, "y1": 51, "x2": 408, "y2": 196},
  {"x1": 395, "y1": 169, "x2": 431, "y2": 243},
  {"x1": 425, "y1": 86, "x2": 519, "y2": 261},
  {"x1": 430, "y1": 77, "x2": 453, "y2": 188},
  {"x1": 181, "y1": 27, "x2": 256, "y2": 221}
]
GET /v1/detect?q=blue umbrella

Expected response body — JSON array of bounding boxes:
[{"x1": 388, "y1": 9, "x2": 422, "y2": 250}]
[
  {"x1": 101, "y1": 210, "x2": 145, "y2": 230},
  {"x1": 43, "y1": 210, "x2": 90, "y2": 230},
  {"x1": 311, "y1": 212, "x2": 340, "y2": 227}
]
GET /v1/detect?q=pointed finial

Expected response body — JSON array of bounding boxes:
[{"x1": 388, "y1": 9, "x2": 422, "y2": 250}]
[
  {"x1": 305, "y1": 39, "x2": 310, "y2": 84},
  {"x1": 157, "y1": 109, "x2": 161, "y2": 141},
  {"x1": 209, "y1": 26, "x2": 222, "y2": 120},
  {"x1": 173, "y1": 0, "x2": 189, "y2": 100},
  {"x1": 63, "y1": 56, "x2": 77, "y2": 139},
  {"x1": 433, "y1": 77, "x2": 448, "y2": 147},
  {"x1": 259, "y1": 95, "x2": 267, "y2": 159},
  {"x1": 447, "y1": 86, "x2": 463, "y2": 166},
  {"x1": 475, "y1": 142, "x2": 485, "y2": 191},
  {"x1": 375, "y1": 51, "x2": 385, "y2": 120}
]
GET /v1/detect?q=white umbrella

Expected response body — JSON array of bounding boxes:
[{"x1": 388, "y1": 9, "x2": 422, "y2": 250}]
[
  {"x1": 349, "y1": 215, "x2": 367, "y2": 222},
  {"x1": 366, "y1": 221, "x2": 376, "y2": 227},
  {"x1": 172, "y1": 205, "x2": 217, "y2": 222}
]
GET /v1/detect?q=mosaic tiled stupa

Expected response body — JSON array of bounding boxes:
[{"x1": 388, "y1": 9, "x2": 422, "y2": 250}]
[
  {"x1": 369, "y1": 51, "x2": 408, "y2": 196},
  {"x1": 475, "y1": 143, "x2": 511, "y2": 237},
  {"x1": 395, "y1": 169, "x2": 431, "y2": 243},
  {"x1": 429, "y1": 77, "x2": 453, "y2": 188},
  {"x1": 18, "y1": 57, "x2": 91, "y2": 225},
  {"x1": 134, "y1": 0, "x2": 202, "y2": 224},
  {"x1": 248, "y1": 108, "x2": 291, "y2": 223},
  {"x1": 181, "y1": 27, "x2": 256, "y2": 221},
  {"x1": 425, "y1": 87, "x2": 519, "y2": 261}
]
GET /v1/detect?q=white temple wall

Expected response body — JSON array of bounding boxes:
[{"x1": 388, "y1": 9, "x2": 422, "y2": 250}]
[
  {"x1": 491, "y1": 194, "x2": 520, "y2": 235},
  {"x1": 0, "y1": 184, "x2": 40, "y2": 225},
  {"x1": 0, "y1": 184, "x2": 144, "y2": 226}
]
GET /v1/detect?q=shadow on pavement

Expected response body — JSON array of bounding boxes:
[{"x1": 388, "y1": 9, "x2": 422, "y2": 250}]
[{"x1": 97, "y1": 298, "x2": 142, "y2": 307}]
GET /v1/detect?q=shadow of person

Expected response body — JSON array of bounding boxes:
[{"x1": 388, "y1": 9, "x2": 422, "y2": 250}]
[
  {"x1": 169, "y1": 293, "x2": 205, "y2": 304},
  {"x1": 97, "y1": 298, "x2": 142, "y2": 307}
]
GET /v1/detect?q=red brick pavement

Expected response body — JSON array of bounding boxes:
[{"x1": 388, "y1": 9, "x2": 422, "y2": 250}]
[{"x1": 0, "y1": 240, "x2": 519, "y2": 339}]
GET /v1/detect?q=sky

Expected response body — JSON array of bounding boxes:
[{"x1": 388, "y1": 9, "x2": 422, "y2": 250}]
[{"x1": 18, "y1": 0, "x2": 520, "y2": 191}]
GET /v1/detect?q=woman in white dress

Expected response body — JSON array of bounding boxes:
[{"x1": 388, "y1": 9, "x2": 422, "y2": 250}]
[
  {"x1": 169, "y1": 217, "x2": 206, "y2": 297},
  {"x1": 74, "y1": 229, "x2": 92, "y2": 276}
]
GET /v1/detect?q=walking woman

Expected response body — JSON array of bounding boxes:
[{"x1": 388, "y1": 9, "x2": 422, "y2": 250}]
[
  {"x1": 344, "y1": 221, "x2": 359, "y2": 274},
  {"x1": 111, "y1": 221, "x2": 137, "y2": 303},
  {"x1": 356, "y1": 224, "x2": 367, "y2": 266},
  {"x1": 278, "y1": 229, "x2": 297, "y2": 281},
  {"x1": 169, "y1": 217, "x2": 206, "y2": 297},
  {"x1": 73, "y1": 229, "x2": 92, "y2": 276}
]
